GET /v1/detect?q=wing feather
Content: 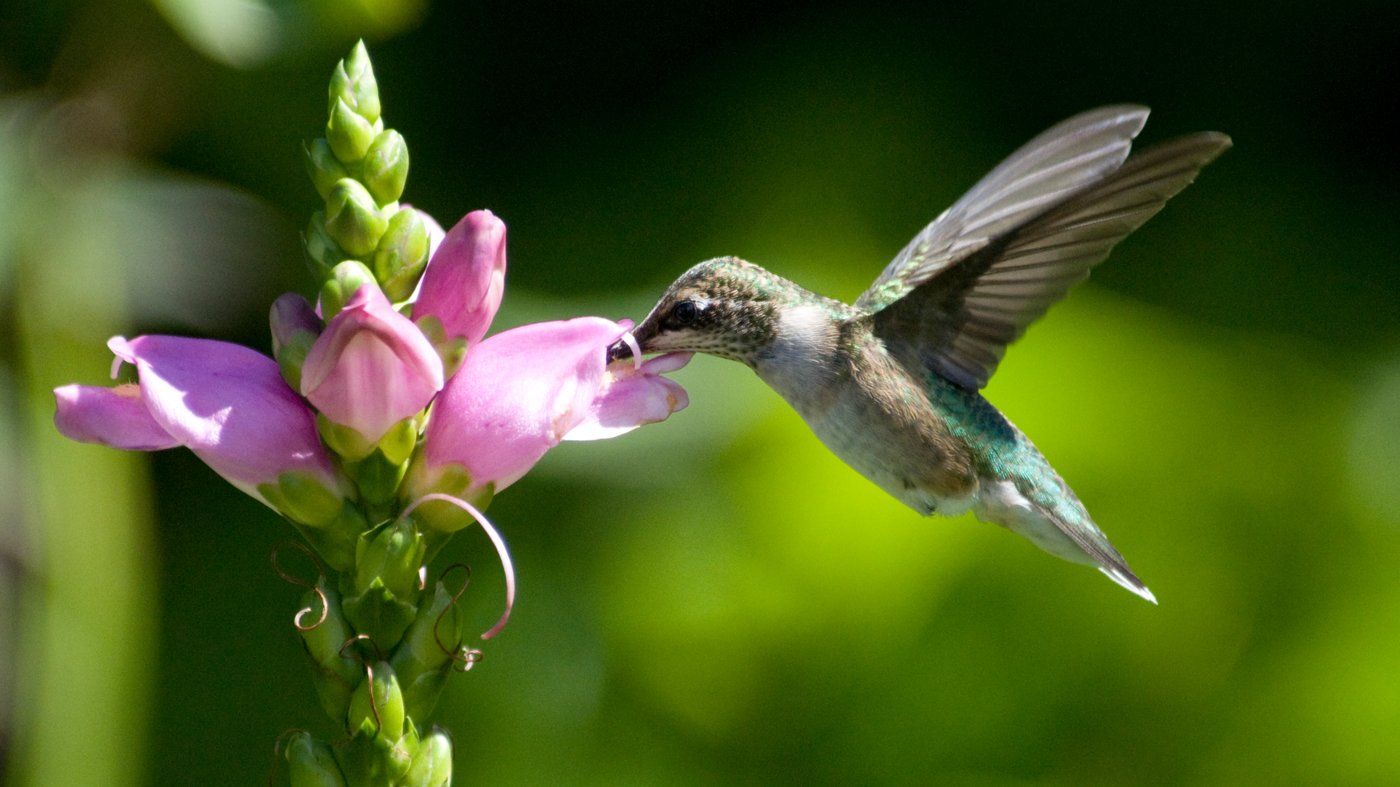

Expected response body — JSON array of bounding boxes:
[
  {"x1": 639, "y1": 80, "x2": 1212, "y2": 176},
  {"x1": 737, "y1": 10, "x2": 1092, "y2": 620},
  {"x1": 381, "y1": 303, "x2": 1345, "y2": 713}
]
[
  {"x1": 855, "y1": 105, "x2": 1151, "y2": 312},
  {"x1": 871, "y1": 130, "x2": 1231, "y2": 390}
]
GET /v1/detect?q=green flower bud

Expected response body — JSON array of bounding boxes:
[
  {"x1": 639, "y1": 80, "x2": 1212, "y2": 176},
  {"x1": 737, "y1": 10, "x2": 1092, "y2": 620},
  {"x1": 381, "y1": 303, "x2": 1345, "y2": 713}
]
[
  {"x1": 304, "y1": 138, "x2": 350, "y2": 201},
  {"x1": 412, "y1": 315, "x2": 467, "y2": 382},
  {"x1": 355, "y1": 520, "x2": 425, "y2": 602},
  {"x1": 390, "y1": 582, "x2": 462, "y2": 723},
  {"x1": 319, "y1": 260, "x2": 379, "y2": 321},
  {"x1": 374, "y1": 207, "x2": 429, "y2": 303},
  {"x1": 362, "y1": 129, "x2": 409, "y2": 207},
  {"x1": 346, "y1": 448, "x2": 409, "y2": 507},
  {"x1": 400, "y1": 728, "x2": 452, "y2": 787},
  {"x1": 347, "y1": 661, "x2": 405, "y2": 742},
  {"x1": 327, "y1": 98, "x2": 377, "y2": 165},
  {"x1": 342, "y1": 519, "x2": 425, "y2": 648},
  {"x1": 303, "y1": 211, "x2": 346, "y2": 283},
  {"x1": 328, "y1": 41, "x2": 381, "y2": 124},
  {"x1": 285, "y1": 732, "x2": 348, "y2": 787},
  {"x1": 325, "y1": 180, "x2": 388, "y2": 257},
  {"x1": 297, "y1": 583, "x2": 362, "y2": 723},
  {"x1": 270, "y1": 294, "x2": 324, "y2": 391}
]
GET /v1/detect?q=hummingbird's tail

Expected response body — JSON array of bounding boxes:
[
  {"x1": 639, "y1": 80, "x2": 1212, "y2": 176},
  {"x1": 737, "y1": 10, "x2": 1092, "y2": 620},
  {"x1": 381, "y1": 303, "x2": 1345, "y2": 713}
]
[{"x1": 974, "y1": 471, "x2": 1156, "y2": 603}]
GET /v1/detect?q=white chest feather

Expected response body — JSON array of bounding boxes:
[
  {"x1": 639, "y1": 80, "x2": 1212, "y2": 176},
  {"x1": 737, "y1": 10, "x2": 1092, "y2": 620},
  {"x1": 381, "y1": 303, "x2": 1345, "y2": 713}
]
[{"x1": 753, "y1": 304, "x2": 841, "y2": 413}]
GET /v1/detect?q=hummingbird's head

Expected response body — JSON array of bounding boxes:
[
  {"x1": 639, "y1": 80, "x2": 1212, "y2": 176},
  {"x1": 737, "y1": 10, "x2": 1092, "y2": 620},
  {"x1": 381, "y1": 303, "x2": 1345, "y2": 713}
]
[{"x1": 608, "y1": 257, "x2": 787, "y2": 367}]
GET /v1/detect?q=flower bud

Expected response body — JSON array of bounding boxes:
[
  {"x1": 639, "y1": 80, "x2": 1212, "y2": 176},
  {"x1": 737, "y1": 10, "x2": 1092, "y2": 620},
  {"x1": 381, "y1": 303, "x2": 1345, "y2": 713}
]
[
  {"x1": 303, "y1": 211, "x2": 346, "y2": 282},
  {"x1": 347, "y1": 661, "x2": 405, "y2": 742},
  {"x1": 342, "y1": 519, "x2": 425, "y2": 648},
  {"x1": 400, "y1": 727, "x2": 452, "y2": 787},
  {"x1": 319, "y1": 261, "x2": 379, "y2": 322},
  {"x1": 325, "y1": 180, "x2": 388, "y2": 257},
  {"x1": 270, "y1": 294, "x2": 324, "y2": 391},
  {"x1": 328, "y1": 41, "x2": 381, "y2": 124},
  {"x1": 346, "y1": 447, "x2": 409, "y2": 507},
  {"x1": 362, "y1": 129, "x2": 409, "y2": 207},
  {"x1": 284, "y1": 732, "x2": 348, "y2": 787},
  {"x1": 390, "y1": 582, "x2": 462, "y2": 723},
  {"x1": 327, "y1": 98, "x2": 377, "y2": 165},
  {"x1": 354, "y1": 520, "x2": 425, "y2": 603},
  {"x1": 374, "y1": 207, "x2": 430, "y2": 303},
  {"x1": 297, "y1": 582, "x2": 362, "y2": 723},
  {"x1": 304, "y1": 138, "x2": 350, "y2": 201}
]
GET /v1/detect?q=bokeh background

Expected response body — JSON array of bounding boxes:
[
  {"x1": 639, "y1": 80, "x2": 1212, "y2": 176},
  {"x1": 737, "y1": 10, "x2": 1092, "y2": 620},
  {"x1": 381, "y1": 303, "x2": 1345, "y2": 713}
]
[{"x1": 3, "y1": 1, "x2": 1398, "y2": 785}]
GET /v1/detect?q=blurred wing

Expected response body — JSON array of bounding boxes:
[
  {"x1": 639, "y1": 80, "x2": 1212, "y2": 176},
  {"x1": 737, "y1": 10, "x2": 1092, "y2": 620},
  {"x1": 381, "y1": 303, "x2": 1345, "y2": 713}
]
[
  {"x1": 872, "y1": 132, "x2": 1233, "y2": 389},
  {"x1": 855, "y1": 105, "x2": 1151, "y2": 313}
]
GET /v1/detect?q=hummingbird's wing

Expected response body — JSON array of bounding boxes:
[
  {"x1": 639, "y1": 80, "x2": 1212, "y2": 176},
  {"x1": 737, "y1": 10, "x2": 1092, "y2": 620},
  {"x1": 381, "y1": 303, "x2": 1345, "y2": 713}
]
[{"x1": 859, "y1": 108, "x2": 1231, "y2": 390}]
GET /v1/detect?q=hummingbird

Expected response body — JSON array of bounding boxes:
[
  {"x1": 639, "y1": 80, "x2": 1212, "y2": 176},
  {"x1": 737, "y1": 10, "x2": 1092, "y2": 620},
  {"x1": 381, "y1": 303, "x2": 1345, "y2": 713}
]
[{"x1": 609, "y1": 106, "x2": 1230, "y2": 602}]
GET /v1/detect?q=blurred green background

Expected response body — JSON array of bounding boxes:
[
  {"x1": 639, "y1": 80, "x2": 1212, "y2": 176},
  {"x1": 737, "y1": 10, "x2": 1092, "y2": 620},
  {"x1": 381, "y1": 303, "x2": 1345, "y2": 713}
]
[{"x1": 3, "y1": 1, "x2": 1398, "y2": 785}]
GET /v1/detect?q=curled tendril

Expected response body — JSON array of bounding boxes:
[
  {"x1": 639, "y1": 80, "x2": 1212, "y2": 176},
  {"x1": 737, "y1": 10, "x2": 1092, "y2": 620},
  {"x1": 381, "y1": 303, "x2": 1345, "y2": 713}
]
[
  {"x1": 400, "y1": 493, "x2": 515, "y2": 639},
  {"x1": 338, "y1": 635, "x2": 388, "y2": 736},
  {"x1": 338, "y1": 632, "x2": 386, "y2": 665},
  {"x1": 270, "y1": 540, "x2": 328, "y2": 631},
  {"x1": 435, "y1": 564, "x2": 485, "y2": 671}
]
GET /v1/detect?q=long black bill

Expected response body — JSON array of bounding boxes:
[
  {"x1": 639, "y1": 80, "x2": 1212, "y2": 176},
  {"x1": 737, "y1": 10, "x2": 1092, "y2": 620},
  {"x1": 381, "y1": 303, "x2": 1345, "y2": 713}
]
[{"x1": 605, "y1": 339, "x2": 634, "y2": 365}]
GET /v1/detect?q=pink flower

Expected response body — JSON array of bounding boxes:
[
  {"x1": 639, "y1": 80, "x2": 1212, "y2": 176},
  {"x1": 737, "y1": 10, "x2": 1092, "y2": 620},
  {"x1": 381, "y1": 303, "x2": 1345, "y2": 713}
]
[
  {"x1": 54, "y1": 335, "x2": 342, "y2": 508},
  {"x1": 419, "y1": 317, "x2": 690, "y2": 497},
  {"x1": 300, "y1": 283, "x2": 444, "y2": 444},
  {"x1": 412, "y1": 209, "x2": 507, "y2": 349}
]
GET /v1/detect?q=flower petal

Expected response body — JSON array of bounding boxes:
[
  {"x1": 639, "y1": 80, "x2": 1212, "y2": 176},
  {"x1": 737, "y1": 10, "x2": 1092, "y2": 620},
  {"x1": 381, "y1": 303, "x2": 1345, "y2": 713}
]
[
  {"x1": 54, "y1": 383, "x2": 182, "y2": 450},
  {"x1": 412, "y1": 210, "x2": 507, "y2": 348},
  {"x1": 564, "y1": 354, "x2": 692, "y2": 441},
  {"x1": 425, "y1": 317, "x2": 621, "y2": 493},
  {"x1": 106, "y1": 335, "x2": 338, "y2": 497},
  {"x1": 301, "y1": 284, "x2": 444, "y2": 442}
]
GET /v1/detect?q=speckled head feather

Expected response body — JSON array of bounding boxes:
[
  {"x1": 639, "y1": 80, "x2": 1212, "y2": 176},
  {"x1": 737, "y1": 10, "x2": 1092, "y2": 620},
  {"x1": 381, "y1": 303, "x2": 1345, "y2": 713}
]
[{"x1": 630, "y1": 256, "x2": 801, "y2": 365}]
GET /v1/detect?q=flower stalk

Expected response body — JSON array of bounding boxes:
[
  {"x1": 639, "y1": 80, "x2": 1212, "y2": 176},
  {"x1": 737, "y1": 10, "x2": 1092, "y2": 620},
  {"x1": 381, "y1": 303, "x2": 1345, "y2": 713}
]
[{"x1": 52, "y1": 41, "x2": 692, "y2": 786}]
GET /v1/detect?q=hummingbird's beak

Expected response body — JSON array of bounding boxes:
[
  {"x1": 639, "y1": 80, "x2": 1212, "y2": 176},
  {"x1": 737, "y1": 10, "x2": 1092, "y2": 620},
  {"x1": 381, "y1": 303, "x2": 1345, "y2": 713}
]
[{"x1": 605, "y1": 338, "x2": 633, "y2": 365}]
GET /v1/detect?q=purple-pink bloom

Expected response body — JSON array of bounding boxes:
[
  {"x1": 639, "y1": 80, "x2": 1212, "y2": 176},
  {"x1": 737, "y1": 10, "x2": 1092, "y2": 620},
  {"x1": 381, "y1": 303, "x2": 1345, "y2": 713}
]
[
  {"x1": 54, "y1": 335, "x2": 341, "y2": 505},
  {"x1": 412, "y1": 209, "x2": 507, "y2": 349},
  {"x1": 301, "y1": 283, "x2": 444, "y2": 443},
  {"x1": 422, "y1": 317, "x2": 690, "y2": 495}
]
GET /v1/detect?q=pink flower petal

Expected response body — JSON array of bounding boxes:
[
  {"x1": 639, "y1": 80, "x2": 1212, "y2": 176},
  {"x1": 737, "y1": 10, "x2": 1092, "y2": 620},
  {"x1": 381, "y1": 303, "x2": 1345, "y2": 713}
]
[
  {"x1": 105, "y1": 335, "x2": 338, "y2": 497},
  {"x1": 564, "y1": 355, "x2": 692, "y2": 441},
  {"x1": 425, "y1": 317, "x2": 621, "y2": 492},
  {"x1": 413, "y1": 210, "x2": 507, "y2": 348},
  {"x1": 301, "y1": 284, "x2": 444, "y2": 443},
  {"x1": 54, "y1": 383, "x2": 181, "y2": 450}
]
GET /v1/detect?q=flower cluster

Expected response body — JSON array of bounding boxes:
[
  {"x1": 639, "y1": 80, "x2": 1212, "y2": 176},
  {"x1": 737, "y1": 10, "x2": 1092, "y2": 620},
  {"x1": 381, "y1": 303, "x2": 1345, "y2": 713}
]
[{"x1": 52, "y1": 42, "x2": 689, "y2": 787}]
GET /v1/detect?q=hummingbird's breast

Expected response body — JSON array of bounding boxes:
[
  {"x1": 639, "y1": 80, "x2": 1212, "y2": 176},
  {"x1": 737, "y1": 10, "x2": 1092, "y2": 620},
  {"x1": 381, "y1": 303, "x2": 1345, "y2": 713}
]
[{"x1": 753, "y1": 309, "x2": 982, "y2": 514}]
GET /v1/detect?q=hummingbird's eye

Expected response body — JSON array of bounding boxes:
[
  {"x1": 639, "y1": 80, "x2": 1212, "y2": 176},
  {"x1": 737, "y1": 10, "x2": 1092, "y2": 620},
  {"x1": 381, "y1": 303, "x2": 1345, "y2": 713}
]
[{"x1": 663, "y1": 299, "x2": 700, "y2": 330}]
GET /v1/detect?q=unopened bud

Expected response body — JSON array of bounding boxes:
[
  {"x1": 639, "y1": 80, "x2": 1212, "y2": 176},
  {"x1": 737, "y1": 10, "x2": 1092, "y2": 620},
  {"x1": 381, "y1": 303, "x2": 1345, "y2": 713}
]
[
  {"x1": 362, "y1": 129, "x2": 409, "y2": 207},
  {"x1": 327, "y1": 98, "x2": 377, "y2": 164},
  {"x1": 400, "y1": 727, "x2": 453, "y2": 787},
  {"x1": 297, "y1": 582, "x2": 362, "y2": 723},
  {"x1": 347, "y1": 661, "x2": 405, "y2": 742},
  {"x1": 412, "y1": 315, "x2": 467, "y2": 381},
  {"x1": 319, "y1": 261, "x2": 378, "y2": 322},
  {"x1": 346, "y1": 448, "x2": 409, "y2": 507},
  {"x1": 285, "y1": 732, "x2": 348, "y2": 787},
  {"x1": 374, "y1": 207, "x2": 429, "y2": 302},
  {"x1": 390, "y1": 582, "x2": 462, "y2": 722},
  {"x1": 303, "y1": 211, "x2": 346, "y2": 282},
  {"x1": 355, "y1": 520, "x2": 425, "y2": 602},
  {"x1": 325, "y1": 180, "x2": 388, "y2": 257},
  {"x1": 270, "y1": 294, "x2": 324, "y2": 391},
  {"x1": 329, "y1": 41, "x2": 381, "y2": 124},
  {"x1": 304, "y1": 138, "x2": 350, "y2": 201}
]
